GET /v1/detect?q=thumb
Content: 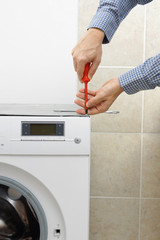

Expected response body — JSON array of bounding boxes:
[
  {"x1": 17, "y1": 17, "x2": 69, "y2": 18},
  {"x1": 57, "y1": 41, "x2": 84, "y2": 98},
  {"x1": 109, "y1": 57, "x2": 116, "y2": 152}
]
[{"x1": 86, "y1": 93, "x2": 104, "y2": 108}]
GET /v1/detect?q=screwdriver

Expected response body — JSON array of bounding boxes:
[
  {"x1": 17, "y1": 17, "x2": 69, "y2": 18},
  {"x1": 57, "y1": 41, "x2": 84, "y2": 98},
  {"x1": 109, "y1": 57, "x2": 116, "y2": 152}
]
[{"x1": 81, "y1": 63, "x2": 90, "y2": 114}]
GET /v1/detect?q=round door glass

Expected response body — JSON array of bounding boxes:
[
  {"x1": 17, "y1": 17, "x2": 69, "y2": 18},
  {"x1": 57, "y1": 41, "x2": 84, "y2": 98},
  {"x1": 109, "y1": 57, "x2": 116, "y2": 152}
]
[{"x1": 0, "y1": 177, "x2": 47, "y2": 240}]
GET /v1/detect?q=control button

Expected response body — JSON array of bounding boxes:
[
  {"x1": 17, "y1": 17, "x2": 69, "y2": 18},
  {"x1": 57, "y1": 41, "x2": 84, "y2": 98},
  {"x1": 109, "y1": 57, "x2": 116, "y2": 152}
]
[
  {"x1": 74, "y1": 137, "x2": 81, "y2": 144},
  {"x1": 22, "y1": 123, "x2": 30, "y2": 136},
  {"x1": 0, "y1": 143, "x2": 4, "y2": 149},
  {"x1": 56, "y1": 124, "x2": 64, "y2": 136}
]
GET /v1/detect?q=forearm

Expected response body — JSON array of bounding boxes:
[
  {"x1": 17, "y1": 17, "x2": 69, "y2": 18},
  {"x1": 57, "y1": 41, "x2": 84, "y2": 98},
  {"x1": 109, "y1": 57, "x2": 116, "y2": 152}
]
[
  {"x1": 88, "y1": 0, "x2": 153, "y2": 43},
  {"x1": 119, "y1": 54, "x2": 160, "y2": 94}
]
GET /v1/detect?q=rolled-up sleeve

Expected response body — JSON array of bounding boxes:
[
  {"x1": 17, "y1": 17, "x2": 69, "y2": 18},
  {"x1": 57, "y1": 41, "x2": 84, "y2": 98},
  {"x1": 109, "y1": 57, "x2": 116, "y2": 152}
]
[
  {"x1": 88, "y1": 0, "x2": 153, "y2": 43},
  {"x1": 119, "y1": 54, "x2": 160, "y2": 94}
]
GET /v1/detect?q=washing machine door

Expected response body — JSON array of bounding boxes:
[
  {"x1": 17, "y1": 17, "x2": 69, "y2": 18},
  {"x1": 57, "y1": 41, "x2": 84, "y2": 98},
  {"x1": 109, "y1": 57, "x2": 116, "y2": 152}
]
[{"x1": 0, "y1": 177, "x2": 47, "y2": 240}]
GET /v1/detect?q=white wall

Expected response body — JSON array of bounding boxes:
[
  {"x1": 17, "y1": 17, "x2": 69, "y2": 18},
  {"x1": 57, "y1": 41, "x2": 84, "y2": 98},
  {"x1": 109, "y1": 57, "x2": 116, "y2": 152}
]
[{"x1": 0, "y1": 0, "x2": 78, "y2": 104}]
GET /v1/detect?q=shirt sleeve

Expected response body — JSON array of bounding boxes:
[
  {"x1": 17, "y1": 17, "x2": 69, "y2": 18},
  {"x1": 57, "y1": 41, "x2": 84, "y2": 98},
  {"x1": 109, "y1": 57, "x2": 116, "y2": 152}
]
[
  {"x1": 88, "y1": 0, "x2": 153, "y2": 43},
  {"x1": 118, "y1": 54, "x2": 160, "y2": 94}
]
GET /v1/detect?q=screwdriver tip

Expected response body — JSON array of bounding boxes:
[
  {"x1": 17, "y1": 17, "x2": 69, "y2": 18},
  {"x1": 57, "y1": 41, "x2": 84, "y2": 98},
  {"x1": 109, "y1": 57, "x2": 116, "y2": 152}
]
[{"x1": 85, "y1": 109, "x2": 88, "y2": 115}]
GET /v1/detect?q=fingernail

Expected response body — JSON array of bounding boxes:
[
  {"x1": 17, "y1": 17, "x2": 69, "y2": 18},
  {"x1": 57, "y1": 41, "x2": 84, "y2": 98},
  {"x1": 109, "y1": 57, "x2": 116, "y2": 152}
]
[{"x1": 88, "y1": 75, "x2": 92, "y2": 80}]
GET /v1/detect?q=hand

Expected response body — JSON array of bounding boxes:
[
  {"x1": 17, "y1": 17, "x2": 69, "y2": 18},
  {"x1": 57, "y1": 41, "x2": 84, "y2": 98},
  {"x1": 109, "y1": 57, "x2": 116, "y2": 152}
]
[
  {"x1": 74, "y1": 78, "x2": 123, "y2": 115},
  {"x1": 72, "y1": 28, "x2": 105, "y2": 81}
]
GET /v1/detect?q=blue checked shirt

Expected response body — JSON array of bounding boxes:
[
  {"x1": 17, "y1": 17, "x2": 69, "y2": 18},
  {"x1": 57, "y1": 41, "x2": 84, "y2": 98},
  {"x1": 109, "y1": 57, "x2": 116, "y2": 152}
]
[{"x1": 88, "y1": 0, "x2": 160, "y2": 94}]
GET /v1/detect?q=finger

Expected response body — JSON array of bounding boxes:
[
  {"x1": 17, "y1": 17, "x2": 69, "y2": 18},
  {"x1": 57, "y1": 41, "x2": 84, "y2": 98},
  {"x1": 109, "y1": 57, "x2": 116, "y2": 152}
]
[
  {"x1": 87, "y1": 107, "x2": 100, "y2": 115},
  {"x1": 73, "y1": 60, "x2": 77, "y2": 72},
  {"x1": 78, "y1": 88, "x2": 96, "y2": 96},
  {"x1": 76, "y1": 107, "x2": 100, "y2": 115},
  {"x1": 88, "y1": 59, "x2": 100, "y2": 79},
  {"x1": 74, "y1": 99, "x2": 85, "y2": 108},
  {"x1": 76, "y1": 92, "x2": 85, "y2": 100},
  {"x1": 76, "y1": 108, "x2": 86, "y2": 115},
  {"x1": 75, "y1": 99, "x2": 102, "y2": 115},
  {"x1": 76, "y1": 105, "x2": 105, "y2": 115},
  {"x1": 76, "y1": 60, "x2": 88, "y2": 80},
  {"x1": 76, "y1": 92, "x2": 94, "y2": 101},
  {"x1": 75, "y1": 100, "x2": 105, "y2": 115},
  {"x1": 86, "y1": 92, "x2": 105, "y2": 108},
  {"x1": 71, "y1": 49, "x2": 77, "y2": 72},
  {"x1": 87, "y1": 102, "x2": 107, "y2": 115}
]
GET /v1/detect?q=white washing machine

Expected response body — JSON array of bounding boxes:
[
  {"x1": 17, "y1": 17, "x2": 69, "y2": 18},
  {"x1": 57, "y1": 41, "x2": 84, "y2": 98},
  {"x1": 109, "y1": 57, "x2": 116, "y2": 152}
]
[{"x1": 0, "y1": 104, "x2": 90, "y2": 240}]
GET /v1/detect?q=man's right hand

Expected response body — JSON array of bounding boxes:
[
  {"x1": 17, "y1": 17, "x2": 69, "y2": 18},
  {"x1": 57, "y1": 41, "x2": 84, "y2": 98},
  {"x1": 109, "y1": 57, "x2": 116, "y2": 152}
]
[{"x1": 72, "y1": 28, "x2": 105, "y2": 81}]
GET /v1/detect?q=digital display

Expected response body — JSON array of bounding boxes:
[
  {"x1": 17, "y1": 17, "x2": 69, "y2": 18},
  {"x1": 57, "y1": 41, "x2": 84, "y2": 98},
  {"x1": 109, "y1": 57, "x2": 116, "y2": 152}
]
[
  {"x1": 30, "y1": 124, "x2": 56, "y2": 136},
  {"x1": 22, "y1": 122, "x2": 64, "y2": 136}
]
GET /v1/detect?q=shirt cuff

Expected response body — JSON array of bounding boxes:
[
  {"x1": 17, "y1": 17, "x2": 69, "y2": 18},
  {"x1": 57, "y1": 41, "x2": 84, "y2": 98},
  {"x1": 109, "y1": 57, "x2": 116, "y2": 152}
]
[
  {"x1": 118, "y1": 66, "x2": 156, "y2": 95},
  {"x1": 88, "y1": 10, "x2": 119, "y2": 43}
]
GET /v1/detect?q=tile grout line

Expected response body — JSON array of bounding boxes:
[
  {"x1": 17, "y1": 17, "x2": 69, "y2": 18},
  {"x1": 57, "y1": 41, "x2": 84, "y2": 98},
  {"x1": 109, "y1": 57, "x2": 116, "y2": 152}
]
[
  {"x1": 91, "y1": 131, "x2": 160, "y2": 134},
  {"x1": 90, "y1": 196, "x2": 160, "y2": 200},
  {"x1": 91, "y1": 132, "x2": 141, "y2": 134},
  {"x1": 138, "y1": 5, "x2": 147, "y2": 240},
  {"x1": 90, "y1": 196, "x2": 139, "y2": 199},
  {"x1": 99, "y1": 65, "x2": 135, "y2": 69}
]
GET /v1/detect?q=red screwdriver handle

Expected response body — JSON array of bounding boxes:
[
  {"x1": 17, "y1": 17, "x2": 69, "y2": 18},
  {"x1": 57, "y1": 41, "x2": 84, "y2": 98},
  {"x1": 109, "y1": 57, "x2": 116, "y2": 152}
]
[
  {"x1": 82, "y1": 63, "x2": 90, "y2": 112},
  {"x1": 82, "y1": 63, "x2": 90, "y2": 83}
]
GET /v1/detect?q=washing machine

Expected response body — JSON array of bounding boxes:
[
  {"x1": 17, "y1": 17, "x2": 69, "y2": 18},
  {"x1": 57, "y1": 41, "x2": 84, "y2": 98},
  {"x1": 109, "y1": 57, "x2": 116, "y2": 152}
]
[{"x1": 0, "y1": 104, "x2": 90, "y2": 240}]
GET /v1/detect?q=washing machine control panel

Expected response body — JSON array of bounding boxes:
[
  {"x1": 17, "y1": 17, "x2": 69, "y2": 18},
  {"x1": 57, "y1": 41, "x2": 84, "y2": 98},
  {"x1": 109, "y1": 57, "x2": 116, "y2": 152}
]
[{"x1": 22, "y1": 122, "x2": 64, "y2": 136}]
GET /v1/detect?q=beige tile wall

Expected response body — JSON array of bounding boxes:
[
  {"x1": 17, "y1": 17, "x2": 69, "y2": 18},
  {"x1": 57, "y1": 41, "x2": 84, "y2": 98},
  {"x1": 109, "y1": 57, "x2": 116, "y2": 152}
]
[{"x1": 78, "y1": 0, "x2": 160, "y2": 239}]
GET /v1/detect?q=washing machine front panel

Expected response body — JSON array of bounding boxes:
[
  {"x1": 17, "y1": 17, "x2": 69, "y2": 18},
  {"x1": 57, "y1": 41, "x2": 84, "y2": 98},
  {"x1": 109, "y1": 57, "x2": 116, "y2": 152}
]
[
  {"x1": 0, "y1": 161, "x2": 66, "y2": 240},
  {"x1": 0, "y1": 114, "x2": 90, "y2": 240},
  {"x1": 0, "y1": 154, "x2": 90, "y2": 240}
]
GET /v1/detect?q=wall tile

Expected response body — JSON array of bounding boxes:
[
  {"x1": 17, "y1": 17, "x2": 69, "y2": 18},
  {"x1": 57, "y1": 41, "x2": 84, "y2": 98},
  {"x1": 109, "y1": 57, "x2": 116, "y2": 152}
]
[
  {"x1": 78, "y1": 0, "x2": 99, "y2": 38},
  {"x1": 77, "y1": 68, "x2": 142, "y2": 133},
  {"x1": 78, "y1": 1, "x2": 160, "y2": 239},
  {"x1": 90, "y1": 198, "x2": 139, "y2": 240},
  {"x1": 142, "y1": 134, "x2": 160, "y2": 198},
  {"x1": 91, "y1": 133, "x2": 141, "y2": 197},
  {"x1": 146, "y1": 0, "x2": 160, "y2": 59},
  {"x1": 143, "y1": 88, "x2": 160, "y2": 133},
  {"x1": 141, "y1": 199, "x2": 160, "y2": 240},
  {"x1": 101, "y1": 5, "x2": 144, "y2": 66},
  {"x1": 90, "y1": 68, "x2": 142, "y2": 132},
  {"x1": 79, "y1": 1, "x2": 144, "y2": 66}
]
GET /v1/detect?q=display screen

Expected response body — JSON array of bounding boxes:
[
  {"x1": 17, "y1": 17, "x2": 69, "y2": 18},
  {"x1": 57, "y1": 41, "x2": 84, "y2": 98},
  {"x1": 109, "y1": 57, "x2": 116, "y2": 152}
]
[
  {"x1": 22, "y1": 122, "x2": 64, "y2": 136},
  {"x1": 30, "y1": 124, "x2": 56, "y2": 136}
]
